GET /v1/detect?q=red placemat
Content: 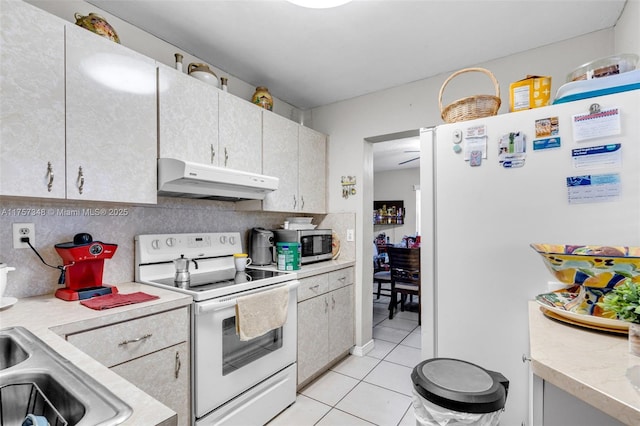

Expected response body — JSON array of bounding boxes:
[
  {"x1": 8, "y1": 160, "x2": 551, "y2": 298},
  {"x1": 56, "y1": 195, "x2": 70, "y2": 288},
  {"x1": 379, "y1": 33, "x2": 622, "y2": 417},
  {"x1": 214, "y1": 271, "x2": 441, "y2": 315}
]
[{"x1": 81, "y1": 292, "x2": 159, "y2": 310}]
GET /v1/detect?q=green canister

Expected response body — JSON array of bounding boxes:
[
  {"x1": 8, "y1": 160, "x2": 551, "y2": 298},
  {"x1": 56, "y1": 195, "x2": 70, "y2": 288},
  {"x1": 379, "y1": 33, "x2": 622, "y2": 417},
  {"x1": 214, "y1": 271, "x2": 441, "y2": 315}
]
[{"x1": 276, "y1": 242, "x2": 301, "y2": 271}]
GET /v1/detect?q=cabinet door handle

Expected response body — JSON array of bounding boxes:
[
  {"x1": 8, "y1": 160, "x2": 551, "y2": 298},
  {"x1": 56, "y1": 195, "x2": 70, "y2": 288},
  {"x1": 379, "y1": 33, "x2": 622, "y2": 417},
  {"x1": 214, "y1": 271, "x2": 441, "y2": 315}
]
[
  {"x1": 301, "y1": 195, "x2": 305, "y2": 210},
  {"x1": 310, "y1": 284, "x2": 319, "y2": 293},
  {"x1": 77, "y1": 166, "x2": 84, "y2": 194},
  {"x1": 175, "y1": 351, "x2": 182, "y2": 379},
  {"x1": 332, "y1": 295, "x2": 335, "y2": 309},
  {"x1": 46, "y1": 162, "x2": 54, "y2": 192},
  {"x1": 210, "y1": 144, "x2": 216, "y2": 164},
  {"x1": 118, "y1": 333, "x2": 152, "y2": 346},
  {"x1": 293, "y1": 195, "x2": 297, "y2": 209},
  {"x1": 324, "y1": 297, "x2": 328, "y2": 313},
  {"x1": 224, "y1": 147, "x2": 229, "y2": 167}
]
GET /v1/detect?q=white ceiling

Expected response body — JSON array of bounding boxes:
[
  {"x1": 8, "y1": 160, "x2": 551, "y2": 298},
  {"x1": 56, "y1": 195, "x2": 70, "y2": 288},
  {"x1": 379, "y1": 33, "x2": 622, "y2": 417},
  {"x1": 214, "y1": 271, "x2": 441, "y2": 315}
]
[
  {"x1": 89, "y1": 0, "x2": 626, "y2": 111},
  {"x1": 373, "y1": 136, "x2": 420, "y2": 172}
]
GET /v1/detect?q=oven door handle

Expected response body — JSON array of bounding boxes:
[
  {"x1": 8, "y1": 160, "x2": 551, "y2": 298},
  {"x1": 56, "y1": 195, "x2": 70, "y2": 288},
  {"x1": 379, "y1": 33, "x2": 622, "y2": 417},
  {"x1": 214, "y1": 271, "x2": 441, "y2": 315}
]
[{"x1": 194, "y1": 280, "x2": 300, "y2": 316}]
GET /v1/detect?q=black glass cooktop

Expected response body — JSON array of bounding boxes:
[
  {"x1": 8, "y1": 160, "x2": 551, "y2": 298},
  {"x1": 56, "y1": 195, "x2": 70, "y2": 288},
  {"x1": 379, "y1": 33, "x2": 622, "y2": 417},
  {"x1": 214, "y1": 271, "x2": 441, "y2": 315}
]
[{"x1": 153, "y1": 268, "x2": 287, "y2": 292}]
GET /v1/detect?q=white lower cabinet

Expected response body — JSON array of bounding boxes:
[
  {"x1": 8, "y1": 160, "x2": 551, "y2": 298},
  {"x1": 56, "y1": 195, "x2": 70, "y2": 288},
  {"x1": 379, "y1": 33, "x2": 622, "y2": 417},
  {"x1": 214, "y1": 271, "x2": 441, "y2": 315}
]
[
  {"x1": 297, "y1": 267, "x2": 354, "y2": 387},
  {"x1": 65, "y1": 307, "x2": 190, "y2": 426},
  {"x1": 111, "y1": 342, "x2": 189, "y2": 424},
  {"x1": 328, "y1": 285, "x2": 354, "y2": 361}
]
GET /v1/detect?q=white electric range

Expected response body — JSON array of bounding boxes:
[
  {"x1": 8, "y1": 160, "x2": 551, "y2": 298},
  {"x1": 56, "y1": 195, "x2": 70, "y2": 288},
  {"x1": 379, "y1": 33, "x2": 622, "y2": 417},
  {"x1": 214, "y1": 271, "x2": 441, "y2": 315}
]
[{"x1": 135, "y1": 232, "x2": 298, "y2": 426}]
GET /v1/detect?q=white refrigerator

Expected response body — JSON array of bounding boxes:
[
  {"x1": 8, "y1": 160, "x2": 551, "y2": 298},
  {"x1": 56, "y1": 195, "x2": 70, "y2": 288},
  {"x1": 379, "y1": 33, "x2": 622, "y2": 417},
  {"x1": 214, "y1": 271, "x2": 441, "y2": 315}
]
[{"x1": 420, "y1": 89, "x2": 640, "y2": 425}]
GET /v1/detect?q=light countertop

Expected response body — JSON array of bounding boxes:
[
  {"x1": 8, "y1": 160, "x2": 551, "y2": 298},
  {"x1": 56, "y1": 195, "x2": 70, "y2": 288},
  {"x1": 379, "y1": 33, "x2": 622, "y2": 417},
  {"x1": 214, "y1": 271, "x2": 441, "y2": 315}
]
[
  {"x1": 0, "y1": 282, "x2": 192, "y2": 426},
  {"x1": 528, "y1": 301, "x2": 640, "y2": 425},
  {"x1": 251, "y1": 258, "x2": 355, "y2": 278}
]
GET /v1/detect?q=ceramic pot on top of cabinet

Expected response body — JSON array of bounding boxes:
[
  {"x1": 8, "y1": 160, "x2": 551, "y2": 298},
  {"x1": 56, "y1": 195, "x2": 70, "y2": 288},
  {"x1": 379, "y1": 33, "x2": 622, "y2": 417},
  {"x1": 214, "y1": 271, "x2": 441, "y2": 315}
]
[{"x1": 251, "y1": 86, "x2": 273, "y2": 111}]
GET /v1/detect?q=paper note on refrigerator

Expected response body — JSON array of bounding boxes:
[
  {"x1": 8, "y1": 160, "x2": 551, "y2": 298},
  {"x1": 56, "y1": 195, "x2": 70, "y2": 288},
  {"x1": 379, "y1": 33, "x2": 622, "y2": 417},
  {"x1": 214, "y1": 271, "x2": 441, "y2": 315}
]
[
  {"x1": 572, "y1": 107, "x2": 621, "y2": 141},
  {"x1": 572, "y1": 144, "x2": 622, "y2": 169},
  {"x1": 463, "y1": 124, "x2": 487, "y2": 161},
  {"x1": 566, "y1": 173, "x2": 620, "y2": 204},
  {"x1": 498, "y1": 132, "x2": 526, "y2": 168}
]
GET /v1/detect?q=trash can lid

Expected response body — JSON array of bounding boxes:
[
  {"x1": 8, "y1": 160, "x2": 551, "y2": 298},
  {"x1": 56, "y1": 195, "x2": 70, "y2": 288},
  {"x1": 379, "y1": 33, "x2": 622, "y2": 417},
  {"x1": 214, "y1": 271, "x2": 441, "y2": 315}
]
[{"x1": 411, "y1": 358, "x2": 509, "y2": 414}]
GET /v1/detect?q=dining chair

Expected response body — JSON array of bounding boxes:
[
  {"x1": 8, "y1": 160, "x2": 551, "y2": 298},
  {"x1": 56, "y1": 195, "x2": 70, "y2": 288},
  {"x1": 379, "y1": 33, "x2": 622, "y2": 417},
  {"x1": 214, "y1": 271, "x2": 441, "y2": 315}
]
[
  {"x1": 373, "y1": 256, "x2": 391, "y2": 299},
  {"x1": 386, "y1": 246, "x2": 420, "y2": 325}
]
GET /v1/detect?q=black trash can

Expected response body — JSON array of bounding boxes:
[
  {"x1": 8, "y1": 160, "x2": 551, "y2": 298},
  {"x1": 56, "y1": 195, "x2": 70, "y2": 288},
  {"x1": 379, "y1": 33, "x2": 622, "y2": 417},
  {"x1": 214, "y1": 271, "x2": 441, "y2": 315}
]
[{"x1": 411, "y1": 358, "x2": 509, "y2": 426}]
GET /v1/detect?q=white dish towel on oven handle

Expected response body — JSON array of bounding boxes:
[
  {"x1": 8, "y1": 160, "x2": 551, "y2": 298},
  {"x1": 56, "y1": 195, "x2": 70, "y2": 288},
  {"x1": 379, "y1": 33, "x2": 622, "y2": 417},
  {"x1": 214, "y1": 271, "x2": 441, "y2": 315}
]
[{"x1": 235, "y1": 285, "x2": 289, "y2": 341}]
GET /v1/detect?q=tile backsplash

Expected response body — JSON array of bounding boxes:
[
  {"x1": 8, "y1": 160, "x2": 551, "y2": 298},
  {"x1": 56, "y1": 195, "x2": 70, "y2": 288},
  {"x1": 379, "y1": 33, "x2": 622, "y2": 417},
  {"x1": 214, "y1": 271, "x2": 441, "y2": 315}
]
[{"x1": 0, "y1": 197, "x2": 355, "y2": 298}]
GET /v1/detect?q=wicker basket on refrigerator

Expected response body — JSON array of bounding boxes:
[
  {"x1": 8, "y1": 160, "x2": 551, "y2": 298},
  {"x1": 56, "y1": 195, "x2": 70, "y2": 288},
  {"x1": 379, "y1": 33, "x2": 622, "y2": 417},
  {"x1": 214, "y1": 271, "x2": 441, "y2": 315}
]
[{"x1": 439, "y1": 67, "x2": 501, "y2": 123}]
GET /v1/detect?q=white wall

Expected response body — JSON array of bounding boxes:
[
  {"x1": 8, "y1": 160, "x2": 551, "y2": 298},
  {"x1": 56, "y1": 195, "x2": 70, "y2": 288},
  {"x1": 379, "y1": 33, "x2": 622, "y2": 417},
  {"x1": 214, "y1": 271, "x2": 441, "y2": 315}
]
[
  {"x1": 373, "y1": 168, "x2": 419, "y2": 243},
  {"x1": 312, "y1": 28, "x2": 617, "y2": 351},
  {"x1": 615, "y1": 0, "x2": 640, "y2": 56}
]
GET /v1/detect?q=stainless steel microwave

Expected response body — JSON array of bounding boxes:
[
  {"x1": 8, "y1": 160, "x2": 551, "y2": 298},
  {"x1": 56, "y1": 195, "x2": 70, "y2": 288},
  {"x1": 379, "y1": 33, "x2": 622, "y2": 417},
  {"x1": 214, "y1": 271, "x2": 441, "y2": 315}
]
[{"x1": 273, "y1": 229, "x2": 333, "y2": 264}]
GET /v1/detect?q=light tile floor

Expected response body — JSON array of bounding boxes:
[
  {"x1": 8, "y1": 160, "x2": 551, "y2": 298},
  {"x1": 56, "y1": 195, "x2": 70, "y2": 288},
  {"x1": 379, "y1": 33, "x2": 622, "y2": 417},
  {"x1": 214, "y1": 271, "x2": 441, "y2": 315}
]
[{"x1": 270, "y1": 293, "x2": 421, "y2": 426}]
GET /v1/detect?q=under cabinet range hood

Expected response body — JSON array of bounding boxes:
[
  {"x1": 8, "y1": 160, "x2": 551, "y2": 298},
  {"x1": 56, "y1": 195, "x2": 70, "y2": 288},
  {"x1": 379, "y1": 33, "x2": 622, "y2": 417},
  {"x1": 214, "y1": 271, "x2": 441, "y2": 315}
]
[{"x1": 157, "y1": 158, "x2": 278, "y2": 200}]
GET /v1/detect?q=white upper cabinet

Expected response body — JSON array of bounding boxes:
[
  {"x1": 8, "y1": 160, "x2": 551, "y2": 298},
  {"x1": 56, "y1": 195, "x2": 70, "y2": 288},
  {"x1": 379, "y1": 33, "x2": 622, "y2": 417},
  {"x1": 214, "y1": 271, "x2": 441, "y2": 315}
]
[
  {"x1": 256, "y1": 110, "x2": 327, "y2": 213},
  {"x1": 158, "y1": 64, "x2": 219, "y2": 164},
  {"x1": 219, "y1": 90, "x2": 262, "y2": 172},
  {"x1": 1, "y1": 2, "x2": 156, "y2": 204},
  {"x1": 65, "y1": 24, "x2": 157, "y2": 203},
  {"x1": 1, "y1": 2, "x2": 326, "y2": 207},
  {"x1": 158, "y1": 67, "x2": 262, "y2": 173},
  {"x1": 261, "y1": 111, "x2": 300, "y2": 212},
  {"x1": 0, "y1": 0, "x2": 66, "y2": 198},
  {"x1": 298, "y1": 126, "x2": 326, "y2": 213}
]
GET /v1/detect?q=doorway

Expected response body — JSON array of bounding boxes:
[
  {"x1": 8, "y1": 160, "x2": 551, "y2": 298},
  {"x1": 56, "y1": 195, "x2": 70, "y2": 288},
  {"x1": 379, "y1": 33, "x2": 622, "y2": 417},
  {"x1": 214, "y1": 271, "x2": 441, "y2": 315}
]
[{"x1": 365, "y1": 130, "x2": 421, "y2": 334}]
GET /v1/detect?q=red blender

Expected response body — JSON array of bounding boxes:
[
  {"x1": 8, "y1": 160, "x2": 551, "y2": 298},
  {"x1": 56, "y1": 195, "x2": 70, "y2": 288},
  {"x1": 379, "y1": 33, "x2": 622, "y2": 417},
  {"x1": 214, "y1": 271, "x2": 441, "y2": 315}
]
[{"x1": 54, "y1": 233, "x2": 119, "y2": 301}]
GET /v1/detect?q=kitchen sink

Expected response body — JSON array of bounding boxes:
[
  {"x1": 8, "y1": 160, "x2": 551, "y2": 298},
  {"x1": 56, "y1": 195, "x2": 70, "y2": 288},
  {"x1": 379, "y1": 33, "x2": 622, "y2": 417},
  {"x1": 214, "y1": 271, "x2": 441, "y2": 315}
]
[
  {"x1": 0, "y1": 334, "x2": 29, "y2": 370},
  {"x1": 0, "y1": 327, "x2": 132, "y2": 426}
]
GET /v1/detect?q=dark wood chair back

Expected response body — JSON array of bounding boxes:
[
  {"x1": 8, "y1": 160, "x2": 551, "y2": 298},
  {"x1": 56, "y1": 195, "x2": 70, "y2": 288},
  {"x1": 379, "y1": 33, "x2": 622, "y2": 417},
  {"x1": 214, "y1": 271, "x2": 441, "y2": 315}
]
[
  {"x1": 386, "y1": 246, "x2": 421, "y2": 324},
  {"x1": 387, "y1": 247, "x2": 420, "y2": 284}
]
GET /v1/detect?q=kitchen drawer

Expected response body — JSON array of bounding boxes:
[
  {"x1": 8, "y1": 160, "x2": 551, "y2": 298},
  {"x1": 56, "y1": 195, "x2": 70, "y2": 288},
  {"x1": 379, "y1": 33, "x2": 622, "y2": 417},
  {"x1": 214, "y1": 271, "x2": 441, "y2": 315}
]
[
  {"x1": 328, "y1": 267, "x2": 354, "y2": 291},
  {"x1": 298, "y1": 274, "x2": 329, "y2": 302},
  {"x1": 66, "y1": 307, "x2": 189, "y2": 367}
]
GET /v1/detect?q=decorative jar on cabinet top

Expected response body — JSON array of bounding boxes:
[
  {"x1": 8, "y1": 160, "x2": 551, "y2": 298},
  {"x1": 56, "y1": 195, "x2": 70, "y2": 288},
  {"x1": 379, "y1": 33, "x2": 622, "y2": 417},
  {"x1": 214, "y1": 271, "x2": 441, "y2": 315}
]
[
  {"x1": 251, "y1": 86, "x2": 273, "y2": 111},
  {"x1": 74, "y1": 13, "x2": 120, "y2": 43},
  {"x1": 187, "y1": 63, "x2": 220, "y2": 88}
]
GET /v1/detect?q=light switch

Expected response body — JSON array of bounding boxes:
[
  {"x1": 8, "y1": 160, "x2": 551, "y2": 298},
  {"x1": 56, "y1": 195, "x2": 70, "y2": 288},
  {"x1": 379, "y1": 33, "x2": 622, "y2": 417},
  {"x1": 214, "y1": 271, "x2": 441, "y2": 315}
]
[{"x1": 346, "y1": 229, "x2": 355, "y2": 242}]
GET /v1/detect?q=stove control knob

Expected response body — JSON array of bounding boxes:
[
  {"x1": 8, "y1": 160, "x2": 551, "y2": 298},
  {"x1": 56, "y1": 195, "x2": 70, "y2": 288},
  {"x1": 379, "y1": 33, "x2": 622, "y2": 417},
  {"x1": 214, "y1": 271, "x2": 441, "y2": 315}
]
[
  {"x1": 151, "y1": 239, "x2": 160, "y2": 249},
  {"x1": 166, "y1": 237, "x2": 176, "y2": 247},
  {"x1": 229, "y1": 236, "x2": 236, "y2": 245},
  {"x1": 219, "y1": 235, "x2": 227, "y2": 244}
]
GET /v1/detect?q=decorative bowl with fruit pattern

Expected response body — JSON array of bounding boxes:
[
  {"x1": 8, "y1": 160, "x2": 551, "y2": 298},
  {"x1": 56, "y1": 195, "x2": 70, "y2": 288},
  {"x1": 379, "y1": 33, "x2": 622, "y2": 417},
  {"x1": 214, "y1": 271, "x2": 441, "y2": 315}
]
[
  {"x1": 530, "y1": 243, "x2": 640, "y2": 288},
  {"x1": 532, "y1": 244, "x2": 640, "y2": 318}
]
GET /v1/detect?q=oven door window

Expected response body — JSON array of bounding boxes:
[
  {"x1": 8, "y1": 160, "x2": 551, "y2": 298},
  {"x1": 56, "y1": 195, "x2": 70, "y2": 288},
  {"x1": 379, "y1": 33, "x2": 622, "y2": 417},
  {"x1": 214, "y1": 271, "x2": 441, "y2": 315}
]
[{"x1": 222, "y1": 317, "x2": 283, "y2": 376}]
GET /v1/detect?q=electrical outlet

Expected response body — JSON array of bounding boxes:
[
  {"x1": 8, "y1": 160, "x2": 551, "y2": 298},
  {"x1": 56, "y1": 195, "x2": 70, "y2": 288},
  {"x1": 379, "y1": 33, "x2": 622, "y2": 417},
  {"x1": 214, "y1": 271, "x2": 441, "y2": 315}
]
[
  {"x1": 346, "y1": 229, "x2": 355, "y2": 242},
  {"x1": 12, "y1": 223, "x2": 35, "y2": 249}
]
